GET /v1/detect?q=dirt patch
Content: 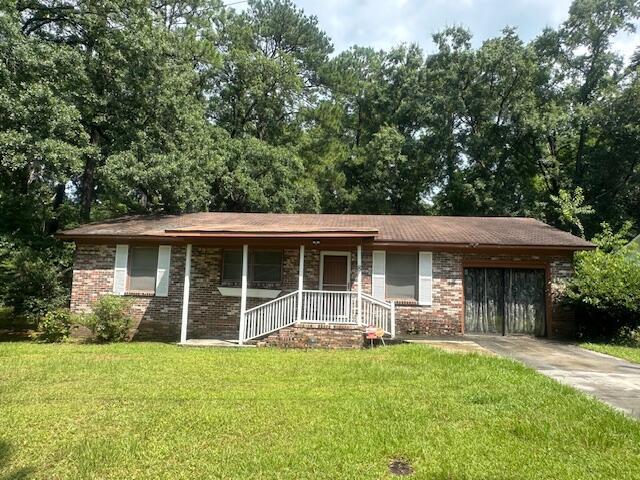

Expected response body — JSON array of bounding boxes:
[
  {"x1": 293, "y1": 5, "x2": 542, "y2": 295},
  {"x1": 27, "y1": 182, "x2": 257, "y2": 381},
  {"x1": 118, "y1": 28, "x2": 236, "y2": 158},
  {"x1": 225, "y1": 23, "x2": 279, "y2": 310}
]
[{"x1": 389, "y1": 458, "x2": 414, "y2": 476}]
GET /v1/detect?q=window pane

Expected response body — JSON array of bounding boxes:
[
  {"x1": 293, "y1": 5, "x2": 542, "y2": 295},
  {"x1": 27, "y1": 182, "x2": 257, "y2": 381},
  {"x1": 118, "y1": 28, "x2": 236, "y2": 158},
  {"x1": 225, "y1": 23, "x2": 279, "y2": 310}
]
[
  {"x1": 222, "y1": 250, "x2": 242, "y2": 282},
  {"x1": 252, "y1": 251, "x2": 282, "y2": 283},
  {"x1": 386, "y1": 252, "x2": 417, "y2": 299},
  {"x1": 129, "y1": 246, "x2": 158, "y2": 292}
]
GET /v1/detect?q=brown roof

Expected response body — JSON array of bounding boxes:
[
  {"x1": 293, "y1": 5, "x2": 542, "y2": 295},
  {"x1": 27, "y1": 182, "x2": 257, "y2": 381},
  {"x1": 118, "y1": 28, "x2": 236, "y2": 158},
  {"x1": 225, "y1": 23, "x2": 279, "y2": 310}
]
[{"x1": 58, "y1": 212, "x2": 594, "y2": 250}]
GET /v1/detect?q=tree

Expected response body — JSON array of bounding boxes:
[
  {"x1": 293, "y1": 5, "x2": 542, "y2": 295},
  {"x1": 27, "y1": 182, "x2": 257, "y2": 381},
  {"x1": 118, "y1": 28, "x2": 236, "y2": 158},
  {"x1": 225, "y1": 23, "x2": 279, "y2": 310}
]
[
  {"x1": 550, "y1": 187, "x2": 595, "y2": 238},
  {"x1": 209, "y1": 0, "x2": 332, "y2": 143}
]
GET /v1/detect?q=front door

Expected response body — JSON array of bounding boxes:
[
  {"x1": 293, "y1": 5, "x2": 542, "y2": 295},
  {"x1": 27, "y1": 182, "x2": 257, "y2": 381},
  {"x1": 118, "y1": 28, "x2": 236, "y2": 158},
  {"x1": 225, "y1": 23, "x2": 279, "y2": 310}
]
[
  {"x1": 320, "y1": 253, "x2": 350, "y2": 321},
  {"x1": 321, "y1": 254, "x2": 349, "y2": 291}
]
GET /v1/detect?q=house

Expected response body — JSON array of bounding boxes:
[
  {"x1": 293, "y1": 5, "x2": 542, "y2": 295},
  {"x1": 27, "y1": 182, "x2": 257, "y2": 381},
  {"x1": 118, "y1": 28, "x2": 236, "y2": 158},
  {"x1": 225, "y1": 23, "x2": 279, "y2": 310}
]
[{"x1": 58, "y1": 213, "x2": 594, "y2": 347}]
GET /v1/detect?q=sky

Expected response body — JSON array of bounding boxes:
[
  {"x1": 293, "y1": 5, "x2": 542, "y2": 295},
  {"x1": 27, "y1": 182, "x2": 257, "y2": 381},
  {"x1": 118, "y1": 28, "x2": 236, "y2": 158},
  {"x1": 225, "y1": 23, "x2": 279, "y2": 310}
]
[{"x1": 235, "y1": 0, "x2": 640, "y2": 60}]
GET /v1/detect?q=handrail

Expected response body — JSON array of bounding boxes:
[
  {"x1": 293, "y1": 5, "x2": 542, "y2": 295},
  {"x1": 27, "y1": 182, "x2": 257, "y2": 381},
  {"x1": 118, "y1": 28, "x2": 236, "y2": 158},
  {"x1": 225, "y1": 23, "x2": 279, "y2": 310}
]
[
  {"x1": 360, "y1": 292, "x2": 392, "y2": 308},
  {"x1": 244, "y1": 290, "x2": 298, "y2": 314},
  {"x1": 242, "y1": 291, "x2": 298, "y2": 342},
  {"x1": 241, "y1": 289, "x2": 396, "y2": 342},
  {"x1": 302, "y1": 289, "x2": 357, "y2": 294}
]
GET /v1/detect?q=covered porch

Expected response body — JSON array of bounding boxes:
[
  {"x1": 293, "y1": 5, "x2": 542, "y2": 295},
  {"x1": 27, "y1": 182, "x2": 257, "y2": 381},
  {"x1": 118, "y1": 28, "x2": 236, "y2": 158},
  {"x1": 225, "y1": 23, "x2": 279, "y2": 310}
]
[{"x1": 172, "y1": 226, "x2": 396, "y2": 345}]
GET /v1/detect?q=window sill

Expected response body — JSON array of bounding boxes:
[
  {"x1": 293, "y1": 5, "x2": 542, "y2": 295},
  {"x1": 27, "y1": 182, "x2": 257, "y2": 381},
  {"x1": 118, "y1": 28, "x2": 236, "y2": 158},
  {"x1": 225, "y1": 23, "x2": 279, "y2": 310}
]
[
  {"x1": 125, "y1": 291, "x2": 155, "y2": 297},
  {"x1": 217, "y1": 287, "x2": 281, "y2": 299},
  {"x1": 387, "y1": 298, "x2": 418, "y2": 306}
]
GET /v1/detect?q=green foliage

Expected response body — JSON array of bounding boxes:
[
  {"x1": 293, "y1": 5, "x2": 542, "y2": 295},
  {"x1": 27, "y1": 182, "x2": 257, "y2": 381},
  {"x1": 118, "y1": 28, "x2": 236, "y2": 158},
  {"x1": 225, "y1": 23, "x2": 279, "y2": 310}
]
[
  {"x1": 591, "y1": 221, "x2": 635, "y2": 252},
  {"x1": 550, "y1": 187, "x2": 595, "y2": 238},
  {"x1": 568, "y1": 223, "x2": 640, "y2": 337},
  {"x1": 613, "y1": 326, "x2": 640, "y2": 348},
  {"x1": 0, "y1": 306, "x2": 31, "y2": 331},
  {"x1": 2, "y1": 0, "x2": 640, "y2": 321},
  {"x1": 34, "y1": 308, "x2": 73, "y2": 343},
  {"x1": 0, "y1": 237, "x2": 72, "y2": 322},
  {"x1": 84, "y1": 295, "x2": 133, "y2": 343}
]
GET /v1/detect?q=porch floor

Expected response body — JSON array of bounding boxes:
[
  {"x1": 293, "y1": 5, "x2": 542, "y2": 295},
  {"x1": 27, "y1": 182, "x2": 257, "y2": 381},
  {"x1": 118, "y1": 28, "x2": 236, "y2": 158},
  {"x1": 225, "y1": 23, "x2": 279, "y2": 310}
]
[{"x1": 179, "y1": 339, "x2": 255, "y2": 348}]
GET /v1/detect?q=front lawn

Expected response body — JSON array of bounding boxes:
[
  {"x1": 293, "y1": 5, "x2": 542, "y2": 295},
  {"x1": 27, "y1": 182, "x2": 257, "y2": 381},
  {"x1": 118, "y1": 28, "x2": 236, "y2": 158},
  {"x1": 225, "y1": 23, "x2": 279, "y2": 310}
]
[
  {"x1": 581, "y1": 342, "x2": 640, "y2": 364},
  {"x1": 0, "y1": 343, "x2": 639, "y2": 479}
]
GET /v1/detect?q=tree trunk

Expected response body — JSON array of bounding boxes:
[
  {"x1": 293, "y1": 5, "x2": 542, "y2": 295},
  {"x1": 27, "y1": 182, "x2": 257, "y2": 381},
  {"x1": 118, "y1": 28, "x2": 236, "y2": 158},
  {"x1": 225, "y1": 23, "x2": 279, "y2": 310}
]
[
  {"x1": 574, "y1": 124, "x2": 587, "y2": 186},
  {"x1": 45, "y1": 183, "x2": 66, "y2": 234},
  {"x1": 79, "y1": 129, "x2": 101, "y2": 222}
]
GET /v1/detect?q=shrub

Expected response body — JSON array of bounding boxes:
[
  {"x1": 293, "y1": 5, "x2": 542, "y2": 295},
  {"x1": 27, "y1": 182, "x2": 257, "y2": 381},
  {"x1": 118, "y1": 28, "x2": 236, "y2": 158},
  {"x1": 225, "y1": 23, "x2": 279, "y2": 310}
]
[
  {"x1": 568, "y1": 223, "x2": 640, "y2": 339},
  {"x1": 35, "y1": 308, "x2": 73, "y2": 342},
  {"x1": 613, "y1": 326, "x2": 640, "y2": 347},
  {"x1": 0, "y1": 239, "x2": 73, "y2": 323},
  {"x1": 85, "y1": 295, "x2": 133, "y2": 343}
]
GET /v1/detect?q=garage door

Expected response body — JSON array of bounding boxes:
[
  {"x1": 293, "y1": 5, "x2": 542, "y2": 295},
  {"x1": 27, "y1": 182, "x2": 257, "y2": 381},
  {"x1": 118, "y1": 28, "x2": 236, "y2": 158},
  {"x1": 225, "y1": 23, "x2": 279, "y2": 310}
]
[{"x1": 464, "y1": 268, "x2": 546, "y2": 336}]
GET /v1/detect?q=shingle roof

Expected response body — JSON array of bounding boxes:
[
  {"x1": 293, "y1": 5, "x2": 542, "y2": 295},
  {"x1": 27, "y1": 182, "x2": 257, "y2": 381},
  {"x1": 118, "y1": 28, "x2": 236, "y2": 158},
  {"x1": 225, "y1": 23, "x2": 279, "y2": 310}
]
[{"x1": 58, "y1": 212, "x2": 594, "y2": 249}]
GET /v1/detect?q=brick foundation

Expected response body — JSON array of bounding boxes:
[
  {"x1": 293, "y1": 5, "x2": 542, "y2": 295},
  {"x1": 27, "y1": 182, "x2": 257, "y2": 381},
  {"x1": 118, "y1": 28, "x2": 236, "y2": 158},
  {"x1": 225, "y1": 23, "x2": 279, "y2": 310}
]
[{"x1": 259, "y1": 322, "x2": 364, "y2": 348}]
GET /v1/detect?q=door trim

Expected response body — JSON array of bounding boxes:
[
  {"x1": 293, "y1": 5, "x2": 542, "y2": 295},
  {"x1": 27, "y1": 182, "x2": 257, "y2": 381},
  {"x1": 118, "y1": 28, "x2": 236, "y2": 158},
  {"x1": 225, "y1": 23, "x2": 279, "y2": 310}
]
[{"x1": 319, "y1": 251, "x2": 351, "y2": 291}]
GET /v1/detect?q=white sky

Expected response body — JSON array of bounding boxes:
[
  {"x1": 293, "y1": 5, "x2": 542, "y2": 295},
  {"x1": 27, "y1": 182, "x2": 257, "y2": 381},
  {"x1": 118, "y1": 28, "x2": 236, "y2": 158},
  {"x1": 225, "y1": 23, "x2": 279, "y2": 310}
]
[{"x1": 235, "y1": 0, "x2": 639, "y2": 60}]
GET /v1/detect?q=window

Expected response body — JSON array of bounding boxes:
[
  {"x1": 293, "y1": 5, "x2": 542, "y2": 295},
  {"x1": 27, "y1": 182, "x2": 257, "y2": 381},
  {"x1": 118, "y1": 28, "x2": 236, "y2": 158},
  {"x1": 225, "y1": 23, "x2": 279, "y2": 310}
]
[
  {"x1": 128, "y1": 246, "x2": 158, "y2": 292},
  {"x1": 222, "y1": 250, "x2": 243, "y2": 283},
  {"x1": 221, "y1": 249, "x2": 283, "y2": 286},
  {"x1": 386, "y1": 252, "x2": 417, "y2": 300},
  {"x1": 252, "y1": 250, "x2": 282, "y2": 283}
]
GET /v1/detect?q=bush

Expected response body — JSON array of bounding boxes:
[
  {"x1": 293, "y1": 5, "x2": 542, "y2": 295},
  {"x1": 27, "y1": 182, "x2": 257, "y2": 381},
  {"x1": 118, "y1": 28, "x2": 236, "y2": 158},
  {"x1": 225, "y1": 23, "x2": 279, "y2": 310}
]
[
  {"x1": 35, "y1": 308, "x2": 73, "y2": 342},
  {"x1": 613, "y1": 326, "x2": 640, "y2": 347},
  {"x1": 568, "y1": 222, "x2": 640, "y2": 339},
  {"x1": 84, "y1": 295, "x2": 133, "y2": 343},
  {"x1": 0, "y1": 238, "x2": 73, "y2": 323},
  {"x1": 0, "y1": 306, "x2": 35, "y2": 331}
]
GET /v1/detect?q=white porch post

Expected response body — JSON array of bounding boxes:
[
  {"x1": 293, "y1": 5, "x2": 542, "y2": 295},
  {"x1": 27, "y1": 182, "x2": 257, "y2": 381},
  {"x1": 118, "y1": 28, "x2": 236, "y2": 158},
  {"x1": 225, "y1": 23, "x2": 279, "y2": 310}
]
[
  {"x1": 357, "y1": 244, "x2": 362, "y2": 325},
  {"x1": 390, "y1": 301, "x2": 396, "y2": 339},
  {"x1": 180, "y1": 243, "x2": 192, "y2": 344},
  {"x1": 297, "y1": 245, "x2": 304, "y2": 322},
  {"x1": 238, "y1": 244, "x2": 249, "y2": 345}
]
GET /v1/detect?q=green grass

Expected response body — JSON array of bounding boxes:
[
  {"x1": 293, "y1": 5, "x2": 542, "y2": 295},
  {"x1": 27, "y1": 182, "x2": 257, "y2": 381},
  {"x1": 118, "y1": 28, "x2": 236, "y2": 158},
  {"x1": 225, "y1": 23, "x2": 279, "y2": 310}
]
[
  {"x1": 581, "y1": 342, "x2": 640, "y2": 364},
  {"x1": 0, "y1": 343, "x2": 639, "y2": 479}
]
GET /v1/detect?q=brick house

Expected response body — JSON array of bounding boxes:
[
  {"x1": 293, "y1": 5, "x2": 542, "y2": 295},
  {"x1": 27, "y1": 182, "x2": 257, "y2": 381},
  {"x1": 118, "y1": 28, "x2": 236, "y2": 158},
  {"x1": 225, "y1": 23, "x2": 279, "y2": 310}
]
[{"x1": 58, "y1": 213, "x2": 593, "y2": 346}]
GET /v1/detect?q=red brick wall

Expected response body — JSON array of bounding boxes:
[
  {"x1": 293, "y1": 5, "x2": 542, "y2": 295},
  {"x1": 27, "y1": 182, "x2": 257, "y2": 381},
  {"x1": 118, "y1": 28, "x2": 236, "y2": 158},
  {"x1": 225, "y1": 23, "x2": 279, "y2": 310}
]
[
  {"x1": 70, "y1": 243, "x2": 575, "y2": 341},
  {"x1": 71, "y1": 244, "x2": 186, "y2": 341},
  {"x1": 260, "y1": 322, "x2": 363, "y2": 348},
  {"x1": 392, "y1": 252, "x2": 463, "y2": 336}
]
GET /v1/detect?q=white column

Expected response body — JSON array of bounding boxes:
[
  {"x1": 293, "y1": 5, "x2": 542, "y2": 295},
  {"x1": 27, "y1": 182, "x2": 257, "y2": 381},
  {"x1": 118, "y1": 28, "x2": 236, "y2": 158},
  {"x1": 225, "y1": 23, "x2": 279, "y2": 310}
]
[
  {"x1": 390, "y1": 301, "x2": 396, "y2": 339},
  {"x1": 357, "y1": 244, "x2": 362, "y2": 325},
  {"x1": 297, "y1": 245, "x2": 304, "y2": 322},
  {"x1": 238, "y1": 244, "x2": 249, "y2": 345},
  {"x1": 180, "y1": 243, "x2": 192, "y2": 344}
]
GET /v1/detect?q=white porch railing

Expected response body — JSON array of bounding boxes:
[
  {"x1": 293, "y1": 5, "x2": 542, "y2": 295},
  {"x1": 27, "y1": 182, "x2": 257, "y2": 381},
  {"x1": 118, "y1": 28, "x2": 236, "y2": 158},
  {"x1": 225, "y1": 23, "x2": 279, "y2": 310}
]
[
  {"x1": 240, "y1": 289, "x2": 395, "y2": 343},
  {"x1": 300, "y1": 290, "x2": 357, "y2": 323},
  {"x1": 361, "y1": 293, "x2": 395, "y2": 338},
  {"x1": 242, "y1": 291, "x2": 298, "y2": 342}
]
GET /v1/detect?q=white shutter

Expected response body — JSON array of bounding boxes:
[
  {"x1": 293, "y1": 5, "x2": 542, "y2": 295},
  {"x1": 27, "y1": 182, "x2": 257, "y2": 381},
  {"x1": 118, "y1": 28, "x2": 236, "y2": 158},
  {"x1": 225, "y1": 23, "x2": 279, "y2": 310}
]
[
  {"x1": 155, "y1": 245, "x2": 172, "y2": 297},
  {"x1": 372, "y1": 250, "x2": 386, "y2": 300},
  {"x1": 418, "y1": 251, "x2": 433, "y2": 306},
  {"x1": 113, "y1": 244, "x2": 129, "y2": 295}
]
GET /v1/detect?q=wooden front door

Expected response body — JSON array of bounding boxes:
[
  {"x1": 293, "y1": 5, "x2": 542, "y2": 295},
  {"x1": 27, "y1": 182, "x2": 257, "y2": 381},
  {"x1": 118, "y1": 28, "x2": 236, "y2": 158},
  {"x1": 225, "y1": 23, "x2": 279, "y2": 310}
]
[{"x1": 321, "y1": 254, "x2": 349, "y2": 291}]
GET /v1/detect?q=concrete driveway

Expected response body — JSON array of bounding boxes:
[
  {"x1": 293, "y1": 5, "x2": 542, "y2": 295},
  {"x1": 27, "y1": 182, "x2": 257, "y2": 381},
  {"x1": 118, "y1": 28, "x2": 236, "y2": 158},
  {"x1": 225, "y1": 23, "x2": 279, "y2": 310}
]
[{"x1": 473, "y1": 336, "x2": 640, "y2": 418}]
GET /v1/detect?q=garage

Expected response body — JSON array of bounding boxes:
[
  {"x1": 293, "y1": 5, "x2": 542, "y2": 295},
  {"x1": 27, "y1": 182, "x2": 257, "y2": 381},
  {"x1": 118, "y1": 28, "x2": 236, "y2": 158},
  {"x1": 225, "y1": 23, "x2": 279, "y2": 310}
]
[{"x1": 463, "y1": 267, "x2": 547, "y2": 336}]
